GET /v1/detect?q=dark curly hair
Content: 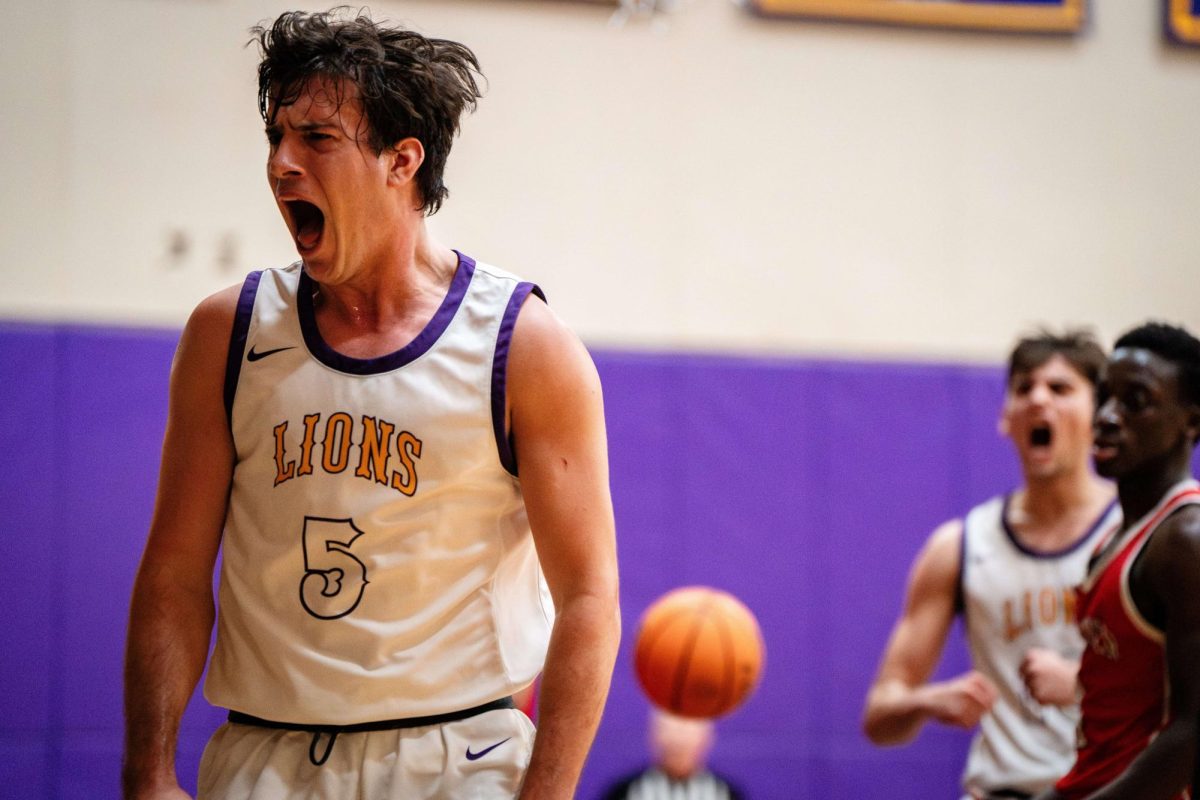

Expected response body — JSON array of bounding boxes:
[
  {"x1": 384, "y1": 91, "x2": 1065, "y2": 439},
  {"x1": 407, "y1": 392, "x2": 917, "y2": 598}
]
[
  {"x1": 1007, "y1": 327, "x2": 1107, "y2": 389},
  {"x1": 250, "y1": 7, "x2": 484, "y2": 215},
  {"x1": 1113, "y1": 321, "x2": 1200, "y2": 407}
]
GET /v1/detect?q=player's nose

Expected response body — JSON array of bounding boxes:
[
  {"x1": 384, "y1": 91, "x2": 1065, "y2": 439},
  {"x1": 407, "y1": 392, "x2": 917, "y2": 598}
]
[
  {"x1": 1094, "y1": 396, "x2": 1121, "y2": 430},
  {"x1": 1028, "y1": 382, "x2": 1052, "y2": 406},
  {"x1": 268, "y1": 137, "x2": 304, "y2": 181}
]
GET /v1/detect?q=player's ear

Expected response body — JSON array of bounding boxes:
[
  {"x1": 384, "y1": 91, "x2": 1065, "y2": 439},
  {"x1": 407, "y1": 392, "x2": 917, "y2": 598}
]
[
  {"x1": 997, "y1": 410, "x2": 1011, "y2": 438},
  {"x1": 387, "y1": 137, "x2": 425, "y2": 188},
  {"x1": 1186, "y1": 400, "x2": 1200, "y2": 447}
]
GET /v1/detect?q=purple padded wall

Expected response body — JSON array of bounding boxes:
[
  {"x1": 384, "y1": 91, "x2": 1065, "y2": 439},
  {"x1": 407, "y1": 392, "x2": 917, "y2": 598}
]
[
  {"x1": 582, "y1": 353, "x2": 1019, "y2": 798},
  {"x1": 0, "y1": 324, "x2": 59, "y2": 797},
  {"x1": 0, "y1": 323, "x2": 222, "y2": 799},
  {"x1": 5, "y1": 323, "x2": 1158, "y2": 799}
]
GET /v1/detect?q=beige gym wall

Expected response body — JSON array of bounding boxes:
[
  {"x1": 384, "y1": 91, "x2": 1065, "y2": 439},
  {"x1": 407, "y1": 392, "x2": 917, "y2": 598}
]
[{"x1": 2, "y1": 0, "x2": 1196, "y2": 360}]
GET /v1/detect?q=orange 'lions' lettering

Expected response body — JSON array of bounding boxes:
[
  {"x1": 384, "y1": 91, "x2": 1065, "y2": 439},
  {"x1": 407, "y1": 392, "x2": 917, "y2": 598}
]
[
  {"x1": 273, "y1": 413, "x2": 422, "y2": 494},
  {"x1": 1002, "y1": 586, "x2": 1076, "y2": 642}
]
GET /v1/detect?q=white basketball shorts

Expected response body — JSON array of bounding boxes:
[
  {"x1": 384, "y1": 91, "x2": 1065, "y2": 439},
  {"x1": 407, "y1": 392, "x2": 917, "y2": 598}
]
[{"x1": 197, "y1": 707, "x2": 535, "y2": 799}]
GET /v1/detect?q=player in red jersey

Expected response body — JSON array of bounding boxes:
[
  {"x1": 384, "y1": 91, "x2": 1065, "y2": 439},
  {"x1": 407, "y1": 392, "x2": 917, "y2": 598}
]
[{"x1": 1036, "y1": 322, "x2": 1200, "y2": 800}]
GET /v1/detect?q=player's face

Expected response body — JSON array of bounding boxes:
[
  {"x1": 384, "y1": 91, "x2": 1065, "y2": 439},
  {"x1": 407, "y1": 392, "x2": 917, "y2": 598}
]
[
  {"x1": 1092, "y1": 348, "x2": 1195, "y2": 480},
  {"x1": 265, "y1": 77, "x2": 394, "y2": 284},
  {"x1": 1002, "y1": 354, "x2": 1097, "y2": 480}
]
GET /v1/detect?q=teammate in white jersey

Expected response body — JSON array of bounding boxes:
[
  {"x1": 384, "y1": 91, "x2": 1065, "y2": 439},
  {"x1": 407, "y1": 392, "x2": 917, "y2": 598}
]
[
  {"x1": 862, "y1": 330, "x2": 1116, "y2": 800},
  {"x1": 122, "y1": 9, "x2": 619, "y2": 800}
]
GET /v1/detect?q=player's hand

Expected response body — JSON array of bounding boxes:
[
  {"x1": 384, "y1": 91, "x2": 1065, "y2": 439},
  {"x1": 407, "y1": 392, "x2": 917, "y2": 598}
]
[
  {"x1": 924, "y1": 671, "x2": 998, "y2": 728},
  {"x1": 1019, "y1": 647, "x2": 1079, "y2": 706}
]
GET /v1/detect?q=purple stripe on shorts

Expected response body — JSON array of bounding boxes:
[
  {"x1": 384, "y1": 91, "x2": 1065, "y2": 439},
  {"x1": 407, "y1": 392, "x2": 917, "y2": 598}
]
[
  {"x1": 223, "y1": 270, "x2": 263, "y2": 425},
  {"x1": 296, "y1": 252, "x2": 476, "y2": 376},
  {"x1": 492, "y1": 282, "x2": 545, "y2": 476}
]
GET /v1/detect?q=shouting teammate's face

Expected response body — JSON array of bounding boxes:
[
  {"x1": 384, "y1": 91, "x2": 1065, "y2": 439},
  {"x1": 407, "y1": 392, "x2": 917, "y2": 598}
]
[
  {"x1": 265, "y1": 77, "x2": 420, "y2": 285},
  {"x1": 1002, "y1": 354, "x2": 1097, "y2": 481}
]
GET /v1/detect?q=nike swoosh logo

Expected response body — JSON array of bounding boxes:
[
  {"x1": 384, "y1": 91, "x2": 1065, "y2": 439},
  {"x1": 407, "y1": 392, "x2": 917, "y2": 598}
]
[
  {"x1": 465, "y1": 737, "x2": 511, "y2": 761},
  {"x1": 246, "y1": 345, "x2": 296, "y2": 362}
]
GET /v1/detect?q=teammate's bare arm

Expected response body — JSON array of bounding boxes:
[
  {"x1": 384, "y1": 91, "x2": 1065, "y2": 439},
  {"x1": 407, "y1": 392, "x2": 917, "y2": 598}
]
[
  {"x1": 506, "y1": 296, "x2": 620, "y2": 800},
  {"x1": 123, "y1": 287, "x2": 238, "y2": 800},
  {"x1": 863, "y1": 519, "x2": 998, "y2": 745},
  {"x1": 1085, "y1": 507, "x2": 1200, "y2": 799}
]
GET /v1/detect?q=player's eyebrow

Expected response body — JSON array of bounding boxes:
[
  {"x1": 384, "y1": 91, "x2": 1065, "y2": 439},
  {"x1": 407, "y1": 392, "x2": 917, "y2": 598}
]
[
  {"x1": 265, "y1": 121, "x2": 340, "y2": 135},
  {"x1": 293, "y1": 121, "x2": 341, "y2": 132}
]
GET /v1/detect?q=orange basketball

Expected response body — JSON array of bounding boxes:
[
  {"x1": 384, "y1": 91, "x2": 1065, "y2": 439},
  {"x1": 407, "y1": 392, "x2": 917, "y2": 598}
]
[{"x1": 634, "y1": 586, "x2": 765, "y2": 719}]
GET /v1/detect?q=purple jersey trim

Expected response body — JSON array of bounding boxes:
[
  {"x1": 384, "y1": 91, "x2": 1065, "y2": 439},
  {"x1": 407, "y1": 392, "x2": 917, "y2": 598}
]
[
  {"x1": 1001, "y1": 494, "x2": 1119, "y2": 559},
  {"x1": 491, "y1": 282, "x2": 546, "y2": 477},
  {"x1": 223, "y1": 270, "x2": 263, "y2": 425},
  {"x1": 295, "y1": 252, "x2": 475, "y2": 375}
]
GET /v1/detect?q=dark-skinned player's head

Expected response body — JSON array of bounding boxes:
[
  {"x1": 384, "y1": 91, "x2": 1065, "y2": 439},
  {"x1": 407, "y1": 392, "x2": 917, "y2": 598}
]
[
  {"x1": 1093, "y1": 322, "x2": 1200, "y2": 479},
  {"x1": 251, "y1": 7, "x2": 483, "y2": 215}
]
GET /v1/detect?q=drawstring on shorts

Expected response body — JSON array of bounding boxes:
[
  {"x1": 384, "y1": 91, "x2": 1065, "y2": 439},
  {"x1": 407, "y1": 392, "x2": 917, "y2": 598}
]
[{"x1": 308, "y1": 730, "x2": 338, "y2": 766}]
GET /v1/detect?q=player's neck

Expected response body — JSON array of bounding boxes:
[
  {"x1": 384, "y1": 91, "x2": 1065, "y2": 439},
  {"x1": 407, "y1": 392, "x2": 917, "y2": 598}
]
[
  {"x1": 318, "y1": 226, "x2": 457, "y2": 328},
  {"x1": 1012, "y1": 471, "x2": 1112, "y2": 547},
  {"x1": 309, "y1": 225, "x2": 461, "y2": 359},
  {"x1": 1116, "y1": 452, "x2": 1196, "y2": 527}
]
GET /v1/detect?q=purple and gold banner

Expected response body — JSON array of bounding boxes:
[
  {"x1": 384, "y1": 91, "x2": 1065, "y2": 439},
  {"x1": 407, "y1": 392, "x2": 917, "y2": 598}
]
[
  {"x1": 1167, "y1": 0, "x2": 1200, "y2": 44},
  {"x1": 745, "y1": 0, "x2": 1085, "y2": 33}
]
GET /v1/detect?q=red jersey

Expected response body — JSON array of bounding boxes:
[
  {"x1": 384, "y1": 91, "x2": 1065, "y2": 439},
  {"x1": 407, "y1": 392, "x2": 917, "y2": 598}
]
[{"x1": 1056, "y1": 480, "x2": 1200, "y2": 799}]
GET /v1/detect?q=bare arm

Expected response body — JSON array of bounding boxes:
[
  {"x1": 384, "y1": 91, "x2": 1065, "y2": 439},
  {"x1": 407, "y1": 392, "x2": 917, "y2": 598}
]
[
  {"x1": 122, "y1": 287, "x2": 238, "y2": 800},
  {"x1": 862, "y1": 520, "x2": 998, "y2": 745},
  {"x1": 1084, "y1": 507, "x2": 1200, "y2": 800},
  {"x1": 506, "y1": 297, "x2": 620, "y2": 800}
]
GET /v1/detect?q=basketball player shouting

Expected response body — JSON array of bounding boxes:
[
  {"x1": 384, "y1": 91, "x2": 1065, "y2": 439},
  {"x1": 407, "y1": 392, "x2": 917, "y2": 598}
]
[
  {"x1": 122, "y1": 10, "x2": 619, "y2": 800},
  {"x1": 1036, "y1": 322, "x2": 1200, "y2": 800},
  {"x1": 863, "y1": 330, "x2": 1118, "y2": 800}
]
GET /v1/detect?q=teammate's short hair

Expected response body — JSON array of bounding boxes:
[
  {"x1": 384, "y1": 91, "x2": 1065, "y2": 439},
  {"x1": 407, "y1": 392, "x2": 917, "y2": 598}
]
[
  {"x1": 1008, "y1": 328, "x2": 1107, "y2": 389},
  {"x1": 251, "y1": 7, "x2": 484, "y2": 216},
  {"x1": 1113, "y1": 321, "x2": 1200, "y2": 408}
]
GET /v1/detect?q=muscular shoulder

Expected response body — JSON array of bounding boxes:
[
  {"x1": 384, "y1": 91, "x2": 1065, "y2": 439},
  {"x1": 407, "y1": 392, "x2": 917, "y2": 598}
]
[
  {"x1": 1147, "y1": 505, "x2": 1200, "y2": 574},
  {"x1": 921, "y1": 519, "x2": 965, "y2": 575},
  {"x1": 1137, "y1": 505, "x2": 1200, "y2": 626},
  {"x1": 906, "y1": 519, "x2": 964, "y2": 605},
  {"x1": 508, "y1": 295, "x2": 601, "y2": 407},
  {"x1": 184, "y1": 283, "x2": 241, "y2": 349},
  {"x1": 171, "y1": 282, "x2": 242, "y2": 398}
]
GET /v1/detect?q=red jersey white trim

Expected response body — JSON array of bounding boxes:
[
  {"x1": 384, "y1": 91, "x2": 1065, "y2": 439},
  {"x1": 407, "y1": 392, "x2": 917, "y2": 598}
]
[{"x1": 1056, "y1": 479, "x2": 1200, "y2": 800}]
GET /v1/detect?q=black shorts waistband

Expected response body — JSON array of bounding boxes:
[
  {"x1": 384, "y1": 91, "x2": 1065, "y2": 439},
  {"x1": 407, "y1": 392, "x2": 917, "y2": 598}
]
[{"x1": 227, "y1": 695, "x2": 515, "y2": 734}]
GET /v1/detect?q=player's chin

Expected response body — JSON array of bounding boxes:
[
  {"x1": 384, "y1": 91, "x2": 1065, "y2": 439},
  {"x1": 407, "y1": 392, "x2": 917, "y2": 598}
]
[{"x1": 1092, "y1": 449, "x2": 1123, "y2": 478}]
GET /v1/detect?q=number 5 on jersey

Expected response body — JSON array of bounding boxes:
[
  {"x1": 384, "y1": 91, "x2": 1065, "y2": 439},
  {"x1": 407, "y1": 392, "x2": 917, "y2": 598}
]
[{"x1": 299, "y1": 516, "x2": 369, "y2": 620}]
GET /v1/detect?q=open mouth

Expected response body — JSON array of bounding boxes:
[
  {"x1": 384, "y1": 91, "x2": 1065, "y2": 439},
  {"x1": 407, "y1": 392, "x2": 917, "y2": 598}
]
[
  {"x1": 1030, "y1": 426, "x2": 1052, "y2": 448},
  {"x1": 286, "y1": 200, "x2": 325, "y2": 252}
]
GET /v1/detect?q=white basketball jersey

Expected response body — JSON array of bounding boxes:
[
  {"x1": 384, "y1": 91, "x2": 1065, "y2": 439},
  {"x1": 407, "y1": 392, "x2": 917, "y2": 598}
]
[
  {"x1": 959, "y1": 494, "x2": 1120, "y2": 797},
  {"x1": 204, "y1": 253, "x2": 554, "y2": 724}
]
